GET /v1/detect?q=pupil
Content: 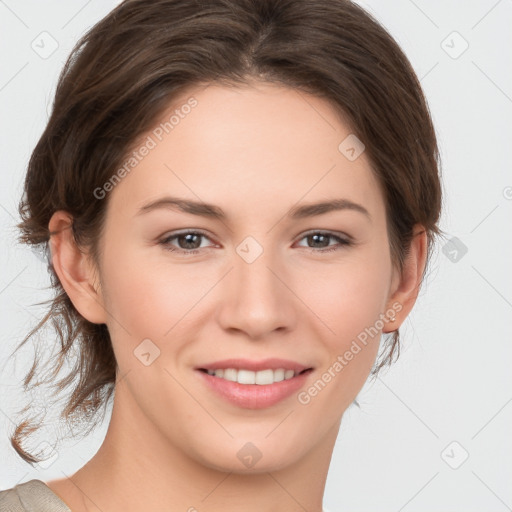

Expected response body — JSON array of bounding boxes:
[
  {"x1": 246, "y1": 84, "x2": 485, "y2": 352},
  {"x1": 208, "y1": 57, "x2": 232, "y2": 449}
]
[
  {"x1": 310, "y1": 234, "x2": 327, "y2": 248},
  {"x1": 178, "y1": 234, "x2": 329, "y2": 250},
  {"x1": 181, "y1": 234, "x2": 200, "y2": 249}
]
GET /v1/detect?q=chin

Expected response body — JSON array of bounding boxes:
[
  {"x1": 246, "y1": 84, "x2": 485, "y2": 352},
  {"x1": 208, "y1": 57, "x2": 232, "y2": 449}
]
[
  {"x1": 200, "y1": 451, "x2": 297, "y2": 475},
  {"x1": 188, "y1": 434, "x2": 307, "y2": 474}
]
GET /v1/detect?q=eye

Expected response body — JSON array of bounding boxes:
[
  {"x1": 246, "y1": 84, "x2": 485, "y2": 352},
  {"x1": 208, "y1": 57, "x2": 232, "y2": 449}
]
[
  {"x1": 295, "y1": 231, "x2": 352, "y2": 253},
  {"x1": 159, "y1": 230, "x2": 215, "y2": 255},
  {"x1": 158, "y1": 229, "x2": 353, "y2": 256}
]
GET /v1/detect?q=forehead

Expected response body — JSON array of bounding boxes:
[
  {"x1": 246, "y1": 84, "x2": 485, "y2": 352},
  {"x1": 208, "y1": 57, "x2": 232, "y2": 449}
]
[{"x1": 106, "y1": 82, "x2": 385, "y2": 223}]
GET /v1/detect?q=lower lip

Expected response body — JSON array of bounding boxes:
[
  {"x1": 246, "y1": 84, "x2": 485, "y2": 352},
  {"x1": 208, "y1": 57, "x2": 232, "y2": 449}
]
[{"x1": 196, "y1": 369, "x2": 313, "y2": 409}]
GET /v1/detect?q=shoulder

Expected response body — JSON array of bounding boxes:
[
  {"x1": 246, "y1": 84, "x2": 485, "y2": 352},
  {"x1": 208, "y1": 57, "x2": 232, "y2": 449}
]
[{"x1": 0, "y1": 479, "x2": 71, "y2": 511}]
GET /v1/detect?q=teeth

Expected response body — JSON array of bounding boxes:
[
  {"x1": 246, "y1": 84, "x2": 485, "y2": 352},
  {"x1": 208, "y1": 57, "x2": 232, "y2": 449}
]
[
  {"x1": 284, "y1": 369, "x2": 295, "y2": 380},
  {"x1": 206, "y1": 368, "x2": 301, "y2": 385},
  {"x1": 273, "y1": 368, "x2": 285, "y2": 382}
]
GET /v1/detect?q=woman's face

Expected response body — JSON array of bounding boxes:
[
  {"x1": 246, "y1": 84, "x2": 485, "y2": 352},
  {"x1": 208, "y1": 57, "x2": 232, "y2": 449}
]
[{"x1": 93, "y1": 82, "x2": 401, "y2": 472}]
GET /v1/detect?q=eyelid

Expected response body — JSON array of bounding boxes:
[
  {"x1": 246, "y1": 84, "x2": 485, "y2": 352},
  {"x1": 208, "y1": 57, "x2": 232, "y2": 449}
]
[
  {"x1": 158, "y1": 228, "x2": 354, "y2": 255},
  {"x1": 159, "y1": 228, "x2": 217, "y2": 247},
  {"x1": 158, "y1": 229, "x2": 351, "y2": 245},
  {"x1": 296, "y1": 229, "x2": 353, "y2": 243}
]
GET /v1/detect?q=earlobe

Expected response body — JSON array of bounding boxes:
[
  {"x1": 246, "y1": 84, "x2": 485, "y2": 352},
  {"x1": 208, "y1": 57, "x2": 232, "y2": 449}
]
[
  {"x1": 383, "y1": 225, "x2": 428, "y2": 333},
  {"x1": 48, "y1": 211, "x2": 107, "y2": 324}
]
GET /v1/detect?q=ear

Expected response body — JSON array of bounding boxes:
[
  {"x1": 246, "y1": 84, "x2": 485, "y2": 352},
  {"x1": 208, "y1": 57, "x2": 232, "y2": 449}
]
[
  {"x1": 48, "y1": 210, "x2": 107, "y2": 324},
  {"x1": 383, "y1": 224, "x2": 428, "y2": 333}
]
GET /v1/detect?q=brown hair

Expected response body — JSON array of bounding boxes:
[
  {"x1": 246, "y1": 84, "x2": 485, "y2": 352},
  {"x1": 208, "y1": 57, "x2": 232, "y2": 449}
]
[{"x1": 9, "y1": 0, "x2": 442, "y2": 464}]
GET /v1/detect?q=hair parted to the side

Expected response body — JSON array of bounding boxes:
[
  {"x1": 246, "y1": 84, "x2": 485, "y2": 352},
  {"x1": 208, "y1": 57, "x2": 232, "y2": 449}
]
[{"x1": 9, "y1": 0, "x2": 442, "y2": 464}]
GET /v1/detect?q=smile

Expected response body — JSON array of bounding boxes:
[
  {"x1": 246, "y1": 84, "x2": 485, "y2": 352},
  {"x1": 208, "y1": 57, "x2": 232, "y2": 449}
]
[
  {"x1": 195, "y1": 359, "x2": 314, "y2": 409},
  {"x1": 199, "y1": 368, "x2": 310, "y2": 385}
]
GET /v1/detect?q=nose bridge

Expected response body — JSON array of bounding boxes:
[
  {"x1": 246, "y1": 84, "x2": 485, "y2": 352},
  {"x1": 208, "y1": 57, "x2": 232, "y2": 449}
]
[
  {"x1": 237, "y1": 243, "x2": 279, "y2": 297},
  {"x1": 235, "y1": 237, "x2": 285, "y2": 309},
  {"x1": 217, "y1": 236, "x2": 295, "y2": 337}
]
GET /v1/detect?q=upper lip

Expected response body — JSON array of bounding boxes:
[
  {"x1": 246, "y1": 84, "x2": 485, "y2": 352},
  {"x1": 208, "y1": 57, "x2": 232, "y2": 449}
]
[{"x1": 195, "y1": 358, "x2": 312, "y2": 373}]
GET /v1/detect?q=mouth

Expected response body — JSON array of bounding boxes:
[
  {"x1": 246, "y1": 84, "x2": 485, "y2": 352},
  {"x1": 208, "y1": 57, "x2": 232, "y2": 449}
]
[
  {"x1": 197, "y1": 367, "x2": 313, "y2": 385},
  {"x1": 194, "y1": 358, "x2": 314, "y2": 409}
]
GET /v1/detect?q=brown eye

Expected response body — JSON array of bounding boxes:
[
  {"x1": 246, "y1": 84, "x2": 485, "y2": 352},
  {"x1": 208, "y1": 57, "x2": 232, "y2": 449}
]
[
  {"x1": 296, "y1": 231, "x2": 352, "y2": 253},
  {"x1": 159, "y1": 230, "x2": 214, "y2": 255}
]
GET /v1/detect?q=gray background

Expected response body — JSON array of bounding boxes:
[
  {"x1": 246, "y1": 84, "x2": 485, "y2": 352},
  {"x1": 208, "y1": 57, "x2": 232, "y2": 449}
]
[{"x1": 1, "y1": 1, "x2": 511, "y2": 511}]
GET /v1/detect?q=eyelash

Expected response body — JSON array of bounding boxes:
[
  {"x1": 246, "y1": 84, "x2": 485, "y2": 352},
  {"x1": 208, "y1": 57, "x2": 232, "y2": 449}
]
[{"x1": 158, "y1": 229, "x2": 353, "y2": 256}]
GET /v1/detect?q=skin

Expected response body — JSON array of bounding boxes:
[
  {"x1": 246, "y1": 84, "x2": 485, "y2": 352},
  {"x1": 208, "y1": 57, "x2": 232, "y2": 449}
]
[{"x1": 45, "y1": 81, "x2": 427, "y2": 512}]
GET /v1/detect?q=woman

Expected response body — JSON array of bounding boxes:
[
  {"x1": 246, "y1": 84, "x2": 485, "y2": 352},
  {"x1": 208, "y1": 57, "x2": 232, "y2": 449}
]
[{"x1": 0, "y1": 0, "x2": 441, "y2": 510}]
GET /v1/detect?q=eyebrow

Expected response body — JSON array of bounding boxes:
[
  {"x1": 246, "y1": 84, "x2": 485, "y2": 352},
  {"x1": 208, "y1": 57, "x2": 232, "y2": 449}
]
[{"x1": 137, "y1": 196, "x2": 371, "y2": 220}]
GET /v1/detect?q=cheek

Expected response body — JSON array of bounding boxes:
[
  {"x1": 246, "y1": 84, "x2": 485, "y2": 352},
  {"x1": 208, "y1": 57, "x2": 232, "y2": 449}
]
[
  {"x1": 98, "y1": 245, "x2": 211, "y2": 347},
  {"x1": 297, "y1": 272, "x2": 387, "y2": 416},
  {"x1": 294, "y1": 249, "x2": 392, "y2": 404},
  {"x1": 102, "y1": 246, "x2": 391, "y2": 322},
  {"x1": 296, "y1": 254, "x2": 392, "y2": 343},
  {"x1": 100, "y1": 231, "x2": 392, "y2": 367}
]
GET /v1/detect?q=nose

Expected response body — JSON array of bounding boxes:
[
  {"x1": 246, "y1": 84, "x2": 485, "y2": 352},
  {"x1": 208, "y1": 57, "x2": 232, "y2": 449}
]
[{"x1": 216, "y1": 244, "x2": 297, "y2": 340}]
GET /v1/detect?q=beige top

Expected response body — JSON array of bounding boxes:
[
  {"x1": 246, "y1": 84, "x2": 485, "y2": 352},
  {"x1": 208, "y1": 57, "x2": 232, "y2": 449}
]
[
  {"x1": 0, "y1": 479, "x2": 332, "y2": 511},
  {"x1": 0, "y1": 479, "x2": 71, "y2": 511}
]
